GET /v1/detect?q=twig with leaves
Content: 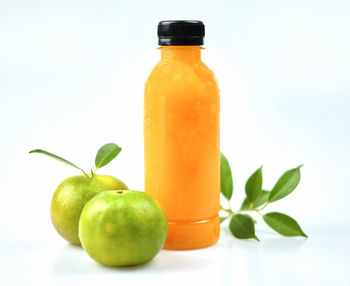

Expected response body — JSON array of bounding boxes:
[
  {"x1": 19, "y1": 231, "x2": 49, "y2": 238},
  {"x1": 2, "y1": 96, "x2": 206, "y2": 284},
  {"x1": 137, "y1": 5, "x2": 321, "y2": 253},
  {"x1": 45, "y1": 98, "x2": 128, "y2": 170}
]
[{"x1": 220, "y1": 153, "x2": 308, "y2": 241}]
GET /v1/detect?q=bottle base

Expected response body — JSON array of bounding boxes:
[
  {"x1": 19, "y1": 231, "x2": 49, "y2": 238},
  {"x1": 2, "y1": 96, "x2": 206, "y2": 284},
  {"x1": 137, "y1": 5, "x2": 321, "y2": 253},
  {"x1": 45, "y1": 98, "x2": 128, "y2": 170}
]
[{"x1": 163, "y1": 215, "x2": 220, "y2": 250}]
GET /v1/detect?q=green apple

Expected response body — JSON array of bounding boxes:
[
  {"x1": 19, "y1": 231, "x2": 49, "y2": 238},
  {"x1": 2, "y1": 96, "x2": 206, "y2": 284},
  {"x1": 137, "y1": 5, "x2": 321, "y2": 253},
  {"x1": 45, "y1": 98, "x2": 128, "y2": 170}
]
[
  {"x1": 51, "y1": 175, "x2": 127, "y2": 245},
  {"x1": 79, "y1": 190, "x2": 168, "y2": 266}
]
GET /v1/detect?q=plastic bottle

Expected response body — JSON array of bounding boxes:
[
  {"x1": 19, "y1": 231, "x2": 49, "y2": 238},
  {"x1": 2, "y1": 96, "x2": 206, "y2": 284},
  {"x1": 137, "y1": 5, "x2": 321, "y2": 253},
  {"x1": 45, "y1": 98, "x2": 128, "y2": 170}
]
[{"x1": 144, "y1": 20, "x2": 220, "y2": 250}]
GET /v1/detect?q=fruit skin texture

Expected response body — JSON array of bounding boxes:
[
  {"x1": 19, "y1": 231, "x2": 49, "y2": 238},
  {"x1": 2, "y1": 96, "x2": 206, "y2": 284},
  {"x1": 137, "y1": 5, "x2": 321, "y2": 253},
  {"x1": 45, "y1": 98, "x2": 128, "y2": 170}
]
[
  {"x1": 51, "y1": 174, "x2": 128, "y2": 245},
  {"x1": 79, "y1": 190, "x2": 168, "y2": 266}
]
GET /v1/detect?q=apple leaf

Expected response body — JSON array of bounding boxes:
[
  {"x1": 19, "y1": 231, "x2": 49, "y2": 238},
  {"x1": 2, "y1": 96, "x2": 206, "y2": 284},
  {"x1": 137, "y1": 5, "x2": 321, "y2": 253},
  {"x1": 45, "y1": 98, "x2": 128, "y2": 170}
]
[
  {"x1": 95, "y1": 143, "x2": 122, "y2": 169},
  {"x1": 29, "y1": 149, "x2": 87, "y2": 176}
]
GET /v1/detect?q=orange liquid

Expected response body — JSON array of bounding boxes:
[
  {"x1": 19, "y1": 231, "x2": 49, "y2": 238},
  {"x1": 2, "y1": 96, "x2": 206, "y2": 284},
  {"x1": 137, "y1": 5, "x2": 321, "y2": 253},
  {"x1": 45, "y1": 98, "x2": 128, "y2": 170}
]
[{"x1": 144, "y1": 46, "x2": 220, "y2": 250}]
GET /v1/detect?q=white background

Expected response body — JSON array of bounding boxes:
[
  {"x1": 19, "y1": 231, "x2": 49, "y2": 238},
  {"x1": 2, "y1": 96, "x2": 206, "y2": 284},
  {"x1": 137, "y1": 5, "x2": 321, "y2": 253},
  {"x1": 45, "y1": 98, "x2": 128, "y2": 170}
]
[{"x1": 1, "y1": 0, "x2": 349, "y2": 285}]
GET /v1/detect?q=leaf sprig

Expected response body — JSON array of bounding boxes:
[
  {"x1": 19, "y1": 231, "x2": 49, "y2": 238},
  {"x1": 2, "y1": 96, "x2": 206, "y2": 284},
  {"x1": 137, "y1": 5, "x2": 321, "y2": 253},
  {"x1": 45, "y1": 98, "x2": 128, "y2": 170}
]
[
  {"x1": 29, "y1": 143, "x2": 122, "y2": 178},
  {"x1": 220, "y1": 152, "x2": 307, "y2": 241}
]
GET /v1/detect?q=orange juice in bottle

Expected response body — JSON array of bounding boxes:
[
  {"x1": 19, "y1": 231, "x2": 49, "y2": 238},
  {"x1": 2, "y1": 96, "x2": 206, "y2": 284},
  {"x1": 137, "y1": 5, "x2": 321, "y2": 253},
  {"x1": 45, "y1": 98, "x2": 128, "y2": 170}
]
[{"x1": 144, "y1": 20, "x2": 220, "y2": 250}]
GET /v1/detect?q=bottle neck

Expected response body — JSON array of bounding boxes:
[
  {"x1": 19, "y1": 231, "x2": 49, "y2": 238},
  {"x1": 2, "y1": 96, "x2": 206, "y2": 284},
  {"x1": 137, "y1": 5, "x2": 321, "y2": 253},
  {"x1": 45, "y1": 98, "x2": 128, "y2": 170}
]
[{"x1": 160, "y1": 46, "x2": 202, "y2": 61}]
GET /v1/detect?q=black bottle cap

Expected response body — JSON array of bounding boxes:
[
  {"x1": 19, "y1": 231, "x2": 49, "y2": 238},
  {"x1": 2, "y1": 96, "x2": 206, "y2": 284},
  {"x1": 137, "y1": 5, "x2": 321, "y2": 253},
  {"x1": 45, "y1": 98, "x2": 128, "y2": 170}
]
[{"x1": 158, "y1": 20, "x2": 205, "y2": 46}]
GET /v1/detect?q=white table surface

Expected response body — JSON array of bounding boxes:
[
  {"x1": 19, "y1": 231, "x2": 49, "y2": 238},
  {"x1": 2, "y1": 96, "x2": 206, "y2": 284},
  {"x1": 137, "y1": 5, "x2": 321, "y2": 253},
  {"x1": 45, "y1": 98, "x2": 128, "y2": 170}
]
[{"x1": 1, "y1": 224, "x2": 349, "y2": 286}]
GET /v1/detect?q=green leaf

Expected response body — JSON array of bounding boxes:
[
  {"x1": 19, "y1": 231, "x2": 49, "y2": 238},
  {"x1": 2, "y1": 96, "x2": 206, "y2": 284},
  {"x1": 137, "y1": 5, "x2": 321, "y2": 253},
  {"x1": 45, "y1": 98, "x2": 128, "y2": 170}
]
[
  {"x1": 95, "y1": 143, "x2": 122, "y2": 169},
  {"x1": 220, "y1": 152, "x2": 233, "y2": 200},
  {"x1": 263, "y1": 212, "x2": 308, "y2": 237},
  {"x1": 229, "y1": 214, "x2": 259, "y2": 241},
  {"x1": 268, "y1": 165, "x2": 302, "y2": 203},
  {"x1": 254, "y1": 190, "x2": 270, "y2": 208},
  {"x1": 220, "y1": 216, "x2": 228, "y2": 223},
  {"x1": 28, "y1": 149, "x2": 88, "y2": 176},
  {"x1": 240, "y1": 190, "x2": 270, "y2": 210},
  {"x1": 240, "y1": 198, "x2": 250, "y2": 211},
  {"x1": 245, "y1": 167, "x2": 263, "y2": 205}
]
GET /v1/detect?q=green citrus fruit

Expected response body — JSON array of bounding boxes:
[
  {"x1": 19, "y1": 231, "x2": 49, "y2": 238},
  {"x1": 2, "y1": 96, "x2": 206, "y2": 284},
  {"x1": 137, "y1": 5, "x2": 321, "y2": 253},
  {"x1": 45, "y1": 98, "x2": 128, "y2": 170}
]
[
  {"x1": 51, "y1": 174, "x2": 127, "y2": 245},
  {"x1": 78, "y1": 190, "x2": 168, "y2": 266}
]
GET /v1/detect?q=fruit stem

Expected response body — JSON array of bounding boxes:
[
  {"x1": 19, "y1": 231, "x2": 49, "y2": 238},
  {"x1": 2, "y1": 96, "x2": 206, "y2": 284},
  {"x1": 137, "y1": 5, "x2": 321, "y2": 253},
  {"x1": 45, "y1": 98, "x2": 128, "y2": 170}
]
[
  {"x1": 91, "y1": 167, "x2": 98, "y2": 178},
  {"x1": 82, "y1": 170, "x2": 91, "y2": 179}
]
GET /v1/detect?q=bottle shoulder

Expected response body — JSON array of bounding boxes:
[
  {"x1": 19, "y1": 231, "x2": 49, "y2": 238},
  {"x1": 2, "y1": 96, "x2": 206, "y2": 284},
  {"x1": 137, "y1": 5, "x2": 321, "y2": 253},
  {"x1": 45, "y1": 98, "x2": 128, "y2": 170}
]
[{"x1": 145, "y1": 59, "x2": 219, "y2": 91}]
